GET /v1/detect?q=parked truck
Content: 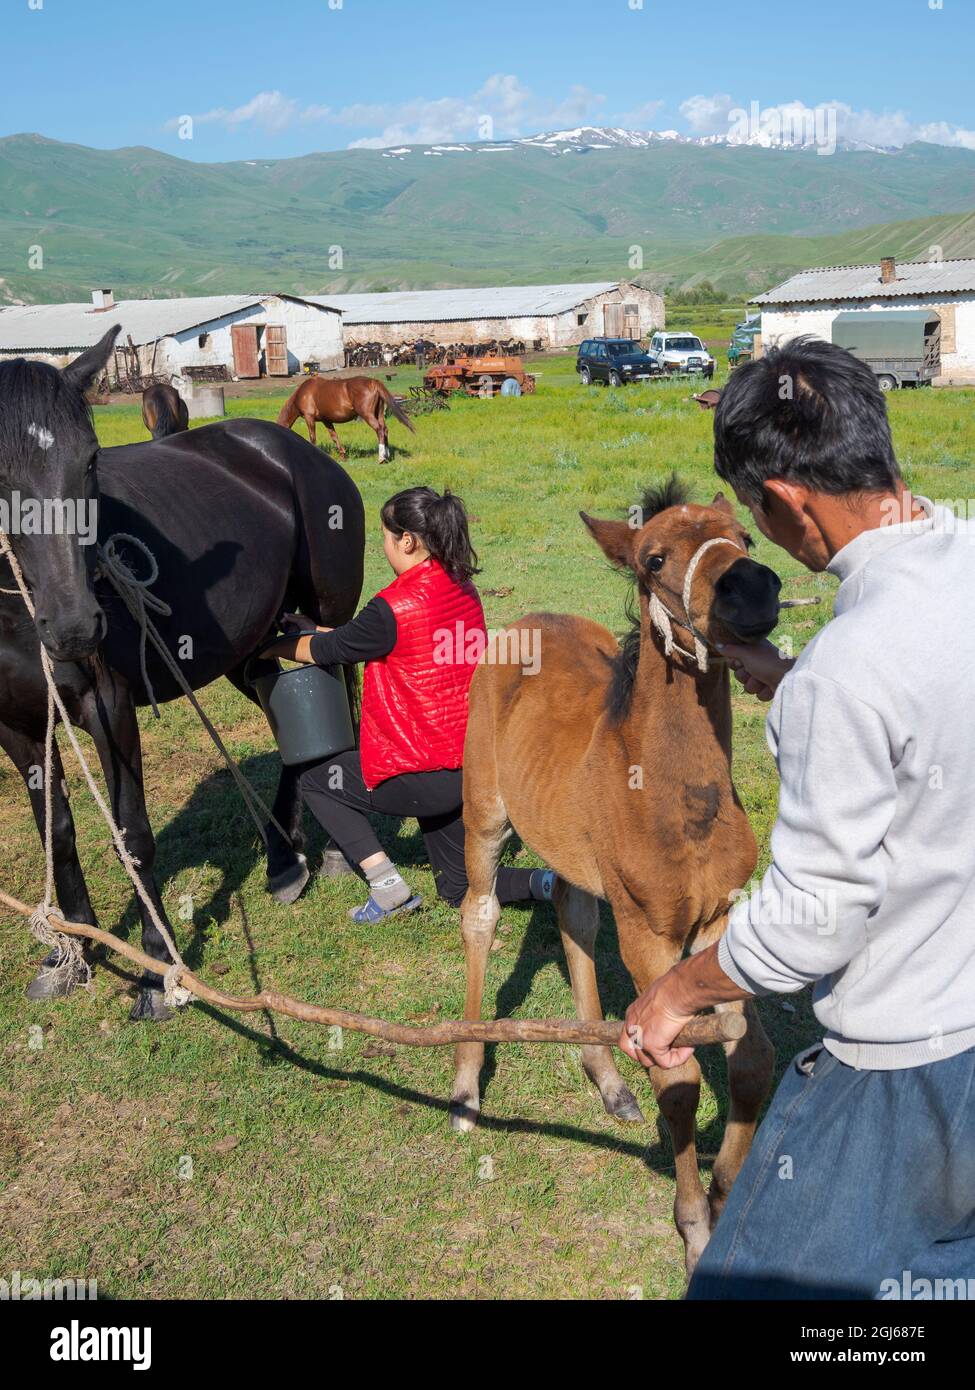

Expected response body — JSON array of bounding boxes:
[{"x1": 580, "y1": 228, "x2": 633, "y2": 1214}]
[{"x1": 830, "y1": 309, "x2": 941, "y2": 390}]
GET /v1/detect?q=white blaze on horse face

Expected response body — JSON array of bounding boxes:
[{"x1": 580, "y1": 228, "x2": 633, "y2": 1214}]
[{"x1": 27, "y1": 422, "x2": 55, "y2": 451}]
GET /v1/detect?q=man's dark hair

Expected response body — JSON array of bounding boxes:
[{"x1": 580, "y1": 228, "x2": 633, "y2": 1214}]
[{"x1": 713, "y1": 336, "x2": 901, "y2": 505}]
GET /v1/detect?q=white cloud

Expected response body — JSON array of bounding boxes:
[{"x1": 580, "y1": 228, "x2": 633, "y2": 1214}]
[
  {"x1": 680, "y1": 92, "x2": 975, "y2": 150},
  {"x1": 679, "y1": 93, "x2": 736, "y2": 135},
  {"x1": 171, "y1": 90, "x2": 307, "y2": 136},
  {"x1": 167, "y1": 82, "x2": 975, "y2": 155},
  {"x1": 617, "y1": 99, "x2": 666, "y2": 129},
  {"x1": 345, "y1": 76, "x2": 605, "y2": 148}
]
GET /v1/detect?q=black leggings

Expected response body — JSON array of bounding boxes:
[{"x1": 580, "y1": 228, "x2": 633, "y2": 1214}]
[{"x1": 299, "y1": 751, "x2": 536, "y2": 908}]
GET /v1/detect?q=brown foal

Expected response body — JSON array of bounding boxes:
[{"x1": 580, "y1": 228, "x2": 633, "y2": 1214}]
[
  {"x1": 277, "y1": 375, "x2": 415, "y2": 463},
  {"x1": 451, "y1": 479, "x2": 781, "y2": 1275}
]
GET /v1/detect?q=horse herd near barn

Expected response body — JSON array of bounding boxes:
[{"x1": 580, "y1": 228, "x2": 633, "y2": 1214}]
[{"x1": 0, "y1": 321, "x2": 781, "y2": 1281}]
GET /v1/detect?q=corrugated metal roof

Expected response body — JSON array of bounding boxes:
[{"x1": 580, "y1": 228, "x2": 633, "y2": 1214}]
[
  {"x1": 307, "y1": 282, "x2": 622, "y2": 325},
  {"x1": 751, "y1": 259, "x2": 975, "y2": 305},
  {"x1": 0, "y1": 293, "x2": 338, "y2": 352}
]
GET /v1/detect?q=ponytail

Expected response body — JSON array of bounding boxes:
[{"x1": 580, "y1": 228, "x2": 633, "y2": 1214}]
[{"x1": 380, "y1": 486, "x2": 480, "y2": 584}]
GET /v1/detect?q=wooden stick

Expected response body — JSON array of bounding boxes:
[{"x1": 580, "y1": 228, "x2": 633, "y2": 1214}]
[{"x1": 0, "y1": 890, "x2": 743, "y2": 1049}]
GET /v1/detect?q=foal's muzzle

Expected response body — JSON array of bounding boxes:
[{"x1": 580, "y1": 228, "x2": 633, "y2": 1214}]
[{"x1": 712, "y1": 558, "x2": 781, "y2": 642}]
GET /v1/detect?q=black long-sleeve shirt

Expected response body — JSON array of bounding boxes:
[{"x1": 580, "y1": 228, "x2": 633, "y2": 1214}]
[{"x1": 308, "y1": 596, "x2": 397, "y2": 667}]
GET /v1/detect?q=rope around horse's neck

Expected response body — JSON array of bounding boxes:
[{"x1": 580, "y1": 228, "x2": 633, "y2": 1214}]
[
  {"x1": 647, "y1": 536, "x2": 745, "y2": 673},
  {"x1": 0, "y1": 528, "x2": 291, "y2": 1005}
]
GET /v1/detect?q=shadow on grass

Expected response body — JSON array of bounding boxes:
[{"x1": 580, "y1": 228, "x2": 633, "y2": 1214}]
[{"x1": 99, "y1": 747, "x2": 815, "y2": 1177}]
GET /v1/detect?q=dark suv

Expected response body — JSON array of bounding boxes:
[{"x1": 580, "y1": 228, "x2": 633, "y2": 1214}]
[{"x1": 576, "y1": 337, "x2": 658, "y2": 387}]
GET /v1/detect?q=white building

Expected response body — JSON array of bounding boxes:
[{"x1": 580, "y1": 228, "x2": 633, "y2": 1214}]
[
  {"x1": 0, "y1": 292, "x2": 344, "y2": 385},
  {"x1": 310, "y1": 281, "x2": 664, "y2": 352},
  {"x1": 751, "y1": 258, "x2": 975, "y2": 385}
]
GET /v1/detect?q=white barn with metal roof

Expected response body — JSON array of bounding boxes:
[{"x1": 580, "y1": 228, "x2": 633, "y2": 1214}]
[
  {"x1": 0, "y1": 292, "x2": 344, "y2": 385},
  {"x1": 751, "y1": 258, "x2": 975, "y2": 384},
  {"x1": 309, "y1": 281, "x2": 663, "y2": 350}
]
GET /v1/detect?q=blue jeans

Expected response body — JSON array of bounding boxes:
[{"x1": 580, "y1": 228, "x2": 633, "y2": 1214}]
[{"x1": 687, "y1": 1042, "x2": 975, "y2": 1300}]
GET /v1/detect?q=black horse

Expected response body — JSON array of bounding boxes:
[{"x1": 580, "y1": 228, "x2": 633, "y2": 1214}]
[{"x1": 0, "y1": 326, "x2": 364, "y2": 1019}]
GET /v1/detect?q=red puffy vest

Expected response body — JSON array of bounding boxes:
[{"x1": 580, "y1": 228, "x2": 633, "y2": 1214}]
[{"x1": 360, "y1": 557, "x2": 486, "y2": 790}]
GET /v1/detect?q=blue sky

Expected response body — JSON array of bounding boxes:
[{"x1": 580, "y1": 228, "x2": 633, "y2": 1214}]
[{"x1": 2, "y1": 0, "x2": 973, "y2": 160}]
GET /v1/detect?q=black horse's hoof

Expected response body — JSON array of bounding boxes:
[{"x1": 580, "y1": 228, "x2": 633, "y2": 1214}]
[
  {"x1": 25, "y1": 951, "x2": 89, "y2": 1000},
  {"x1": 129, "y1": 987, "x2": 172, "y2": 1023},
  {"x1": 26, "y1": 967, "x2": 80, "y2": 1001},
  {"x1": 267, "y1": 853, "x2": 309, "y2": 905},
  {"x1": 319, "y1": 848, "x2": 356, "y2": 879}
]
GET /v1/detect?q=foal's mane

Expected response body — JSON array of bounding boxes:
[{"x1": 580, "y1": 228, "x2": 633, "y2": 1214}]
[
  {"x1": 605, "y1": 474, "x2": 691, "y2": 724},
  {"x1": 0, "y1": 358, "x2": 93, "y2": 477}
]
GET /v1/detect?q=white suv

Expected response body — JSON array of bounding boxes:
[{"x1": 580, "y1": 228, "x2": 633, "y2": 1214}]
[{"x1": 648, "y1": 333, "x2": 715, "y2": 378}]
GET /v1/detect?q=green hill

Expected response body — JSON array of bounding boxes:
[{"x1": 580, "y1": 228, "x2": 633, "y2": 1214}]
[{"x1": 2, "y1": 133, "x2": 975, "y2": 304}]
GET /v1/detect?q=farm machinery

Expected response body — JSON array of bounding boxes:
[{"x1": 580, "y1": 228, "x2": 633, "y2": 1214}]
[{"x1": 421, "y1": 355, "x2": 536, "y2": 399}]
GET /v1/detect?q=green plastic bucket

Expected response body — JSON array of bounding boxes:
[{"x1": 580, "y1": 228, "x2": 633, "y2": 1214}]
[{"x1": 251, "y1": 663, "x2": 355, "y2": 767}]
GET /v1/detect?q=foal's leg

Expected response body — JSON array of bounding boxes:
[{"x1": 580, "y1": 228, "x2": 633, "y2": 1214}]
[
  {"x1": 554, "y1": 881, "x2": 643, "y2": 1124},
  {"x1": 303, "y1": 413, "x2": 318, "y2": 448},
  {"x1": 690, "y1": 920, "x2": 774, "y2": 1228},
  {"x1": 0, "y1": 720, "x2": 99, "y2": 998},
  {"x1": 449, "y1": 795, "x2": 511, "y2": 1133},
  {"x1": 83, "y1": 682, "x2": 175, "y2": 1022},
  {"x1": 615, "y1": 917, "x2": 712, "y2": 1277}
]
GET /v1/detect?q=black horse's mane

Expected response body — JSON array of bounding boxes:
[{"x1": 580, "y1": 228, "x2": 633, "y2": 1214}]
[
  {"x1": 0, "y1": 357, "x2": 92, "y2": 476},
  {"x1": 605, "y1": 474, "x2": 691, "y2": 724}
]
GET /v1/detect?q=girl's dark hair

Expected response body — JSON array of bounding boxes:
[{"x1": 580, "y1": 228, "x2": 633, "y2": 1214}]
[{"x1": 381, "y1": 486, "x2": 480, "y2": 584}]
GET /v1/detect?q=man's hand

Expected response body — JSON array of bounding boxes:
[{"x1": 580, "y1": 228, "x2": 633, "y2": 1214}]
[
  {"x1": 718, "y1": 637, "x2": 795, "y2": 702},
  {"x1": 620, "y1": 977, "x2": 696, "y2": 1070},
  {"x1": 619, "y1": 942, "x2": 754, "y2": 1071}
]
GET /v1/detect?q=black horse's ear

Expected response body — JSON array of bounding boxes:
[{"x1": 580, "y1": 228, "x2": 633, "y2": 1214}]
[{"x1": 63, "y1": 324, "x2": 122, "y2": 393}]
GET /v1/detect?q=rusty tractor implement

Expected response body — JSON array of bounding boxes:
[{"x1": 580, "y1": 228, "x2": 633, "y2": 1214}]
[{"x1": 423, "y1": 355, "x2": 536, "y2": 399}]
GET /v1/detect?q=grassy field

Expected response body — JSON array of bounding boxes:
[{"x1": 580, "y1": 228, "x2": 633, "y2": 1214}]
[{"x1": 2, "y1": 350, "x2": 973, "y2": 1300}]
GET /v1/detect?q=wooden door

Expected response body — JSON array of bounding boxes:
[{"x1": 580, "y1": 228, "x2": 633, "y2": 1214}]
[
  {"x1": 231, "y1": 323, "x2": 260, "y2": 378},
  {"x1": 603, "y1": 303, "x2": 624, "y2": 336},
  {"x1": 265, "y1": 324, "x2": 289, "y2": 376}
]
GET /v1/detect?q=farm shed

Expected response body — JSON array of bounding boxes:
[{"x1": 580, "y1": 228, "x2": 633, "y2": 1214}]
[
  {"x1": 751, "y1": 258, "x2": 975, "y2": 385},
  {"x1": 0, "y1": 292, "x2": 343, "y2": 387},
  {"x1": 310, "y1": 281, "x2": 664, "y2": 352}
]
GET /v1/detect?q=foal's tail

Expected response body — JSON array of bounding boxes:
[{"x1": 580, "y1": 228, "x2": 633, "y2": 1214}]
[
  {"x1": 276, "y1": 384, "x2": 303, "y2": 430},
  {"x1": 377, "y1": 382, "x2": 416, "y2": 434}
]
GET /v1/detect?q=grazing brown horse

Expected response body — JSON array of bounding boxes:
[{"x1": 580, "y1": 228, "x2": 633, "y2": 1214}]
[
  {"x1": 277, "y1": 375, "x2": 415, "y2": 463},
  {"x1": 450, "y1": 479, "x2": 780, "y2": 1276},
  {"x1": 142, "y1": 383, "x2": 189, "y2": 439}
]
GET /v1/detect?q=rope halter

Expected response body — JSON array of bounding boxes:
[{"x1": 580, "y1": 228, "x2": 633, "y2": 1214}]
[{"x1": 647, "y1": 535, "x2": 745, "y2": 673}]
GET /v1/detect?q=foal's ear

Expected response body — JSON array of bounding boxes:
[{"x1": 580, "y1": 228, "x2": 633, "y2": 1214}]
[
  {"x1": 63, "y1": 324, "x2": 122, "y2": 394},
  {"x1": 580, "y1": 512, "x2": 634, "y2": 569},
  {"x1": 711, "y1": 491, "x2": 735, "y2": 519}
]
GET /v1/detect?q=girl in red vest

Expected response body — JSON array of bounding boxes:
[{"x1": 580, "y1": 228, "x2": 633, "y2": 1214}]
[{"x1": 264, "y1": 487, "x2": 554, "y2": 922}]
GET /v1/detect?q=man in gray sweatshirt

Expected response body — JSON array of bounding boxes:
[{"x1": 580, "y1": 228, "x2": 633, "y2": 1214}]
[{"x1": 621, "y1": 337, "x2": 975, "y2": 1299}]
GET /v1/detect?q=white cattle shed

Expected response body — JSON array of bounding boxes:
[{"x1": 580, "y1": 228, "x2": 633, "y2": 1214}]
[
  {"x1": 752, "y1": 258, "x2": 975, "y2": 385},
  {"x1": 0, "y1": 292, "x2": 344, "y2": 386},
  {"x1": 311, "y1": 281, "x2": 664, "y2": 352}
]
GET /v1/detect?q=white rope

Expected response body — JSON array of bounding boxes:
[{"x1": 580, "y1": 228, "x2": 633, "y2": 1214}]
[
  {"x1": 648, "y1": 535, "x2": 744, "y2": 673},
  {"x1": 0, "y1": 528, "x2": 190, "y2": 1006},
  {"x1": 95, "y1": 532, "x2": 289, "y2": 849}
]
